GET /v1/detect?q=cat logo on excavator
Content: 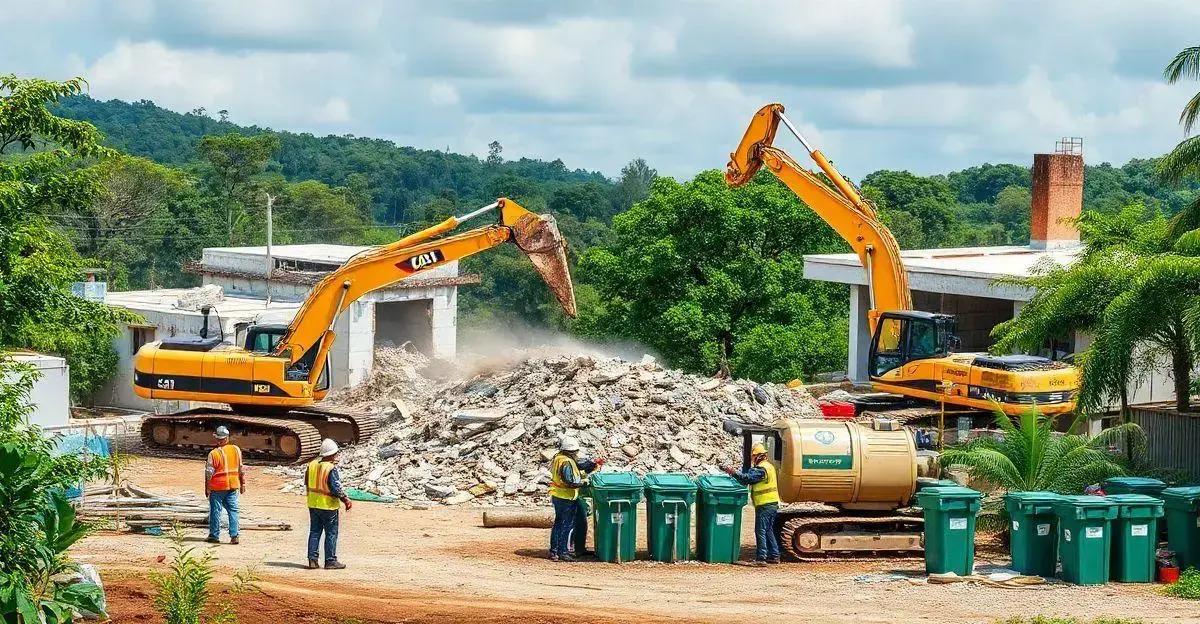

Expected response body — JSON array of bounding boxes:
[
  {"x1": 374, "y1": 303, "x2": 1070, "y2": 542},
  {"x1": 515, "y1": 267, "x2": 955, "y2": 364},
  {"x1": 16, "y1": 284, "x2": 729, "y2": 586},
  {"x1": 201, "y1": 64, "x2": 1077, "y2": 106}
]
[{"x1": 400, "y1": 249, "x2": 445, "y2": 273}]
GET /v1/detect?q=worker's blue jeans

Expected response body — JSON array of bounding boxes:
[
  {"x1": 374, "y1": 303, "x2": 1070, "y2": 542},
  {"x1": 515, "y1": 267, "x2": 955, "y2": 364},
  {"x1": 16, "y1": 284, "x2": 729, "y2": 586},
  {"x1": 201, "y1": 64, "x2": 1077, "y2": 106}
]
[
  {"x1": 207, "y1": 490, "x2": 239, "y2": 540},
  {"x1": 549, "y1": 496, "x2": 577, "y2": 557},
  {"x1": 754, "y1": 503, "x2": 781, "y2": 561},
  {"x1": 308, "y1": 508, "x2": 339, "y2": 564}
]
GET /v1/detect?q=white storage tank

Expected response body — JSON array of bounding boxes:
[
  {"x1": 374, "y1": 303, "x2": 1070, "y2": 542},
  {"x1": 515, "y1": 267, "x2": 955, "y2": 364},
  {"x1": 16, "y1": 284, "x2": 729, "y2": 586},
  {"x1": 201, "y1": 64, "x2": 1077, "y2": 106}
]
[{"x1": 5, "y1": 351, "x2": 70, "y2": 429}]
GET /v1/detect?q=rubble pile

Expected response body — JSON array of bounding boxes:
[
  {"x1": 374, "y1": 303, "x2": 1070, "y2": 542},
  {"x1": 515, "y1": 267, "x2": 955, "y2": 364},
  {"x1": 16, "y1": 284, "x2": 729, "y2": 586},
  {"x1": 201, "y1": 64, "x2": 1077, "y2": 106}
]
[{"x1": 276, "y1": 349, "x2": 822, "y2": 508}]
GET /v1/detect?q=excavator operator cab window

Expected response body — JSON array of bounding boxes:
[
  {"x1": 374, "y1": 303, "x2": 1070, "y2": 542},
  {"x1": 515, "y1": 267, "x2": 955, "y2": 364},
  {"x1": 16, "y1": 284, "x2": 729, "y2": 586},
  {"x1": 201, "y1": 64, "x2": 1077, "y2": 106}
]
[{"x1": 870, "y1": 313, "x2": 953, "y2": 377}]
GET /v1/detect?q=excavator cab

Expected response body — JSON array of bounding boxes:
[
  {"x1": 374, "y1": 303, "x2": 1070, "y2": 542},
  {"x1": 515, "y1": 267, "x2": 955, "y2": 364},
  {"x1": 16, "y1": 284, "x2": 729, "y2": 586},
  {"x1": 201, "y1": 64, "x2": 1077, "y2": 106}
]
[{"x1": 868, "y1": 311, "x2": 960, "y2": 377}]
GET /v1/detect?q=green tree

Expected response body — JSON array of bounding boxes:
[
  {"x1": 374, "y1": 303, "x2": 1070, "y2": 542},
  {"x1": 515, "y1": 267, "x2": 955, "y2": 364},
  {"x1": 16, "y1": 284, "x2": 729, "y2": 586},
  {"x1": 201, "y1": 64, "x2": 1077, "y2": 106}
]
[
  {"x1": 578, "y1": 170, "x2": 847, "y2": 379},
  {"x1": 196, "y1": 132, "x2": 280, "y2": 244},
  {"x1": 613, "y1": 158, "x2": 656, "y2": 213},
  {"x1": 861, "y1": 170, "x2": 958, "y2": 247},
  {"x1": 486, "y1": 140, "x2": 503, "y2": 166},
  {"x1": 1157, "y1": 46, "x2": 1200, "y2": 238},
  {"x1": 0, "y1": 75, "x2": 135, "y2": 401},
  {"x1": 993, "y1": 205, "x2": 1200, "y2": 413},
  {"x1": 941, "y1": 407, "x2": 1138, "y2": 494}
]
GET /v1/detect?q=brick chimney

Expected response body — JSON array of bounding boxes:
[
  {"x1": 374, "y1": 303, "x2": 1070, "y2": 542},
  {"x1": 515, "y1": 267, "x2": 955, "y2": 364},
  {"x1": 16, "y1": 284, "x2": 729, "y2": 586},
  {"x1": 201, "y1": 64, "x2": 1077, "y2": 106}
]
[{"x1": 1029, "y1": 145, "x2": 1084, "y2": 250}]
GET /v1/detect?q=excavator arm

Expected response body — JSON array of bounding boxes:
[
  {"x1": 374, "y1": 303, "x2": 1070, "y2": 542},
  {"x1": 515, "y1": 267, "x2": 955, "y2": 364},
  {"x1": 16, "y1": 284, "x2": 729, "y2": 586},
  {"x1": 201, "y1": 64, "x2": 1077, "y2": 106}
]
[
  {"x1": 725, "y1": 103, "x2": 912, "y2": 332},
  {"x1": 275, "y1": 198, "x2": 576, "y2": 383}
]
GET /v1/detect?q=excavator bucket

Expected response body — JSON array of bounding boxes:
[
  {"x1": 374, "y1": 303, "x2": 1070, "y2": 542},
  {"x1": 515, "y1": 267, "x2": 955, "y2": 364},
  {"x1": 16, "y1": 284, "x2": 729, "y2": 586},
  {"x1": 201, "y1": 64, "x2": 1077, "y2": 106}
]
[{"x1": 510, "y1": 213, "x2": 578, "y2": 317}]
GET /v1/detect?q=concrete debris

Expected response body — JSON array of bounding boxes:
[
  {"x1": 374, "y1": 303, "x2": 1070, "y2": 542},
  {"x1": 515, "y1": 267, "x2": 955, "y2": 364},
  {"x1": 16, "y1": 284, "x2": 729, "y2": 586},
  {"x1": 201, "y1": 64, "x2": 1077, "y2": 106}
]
[
  {"x1": 173, "y1": 284, "x2": 224, "y2": 311},
  {"x1": 278, "y1": 347, "x2": 821, "y2": 508}
]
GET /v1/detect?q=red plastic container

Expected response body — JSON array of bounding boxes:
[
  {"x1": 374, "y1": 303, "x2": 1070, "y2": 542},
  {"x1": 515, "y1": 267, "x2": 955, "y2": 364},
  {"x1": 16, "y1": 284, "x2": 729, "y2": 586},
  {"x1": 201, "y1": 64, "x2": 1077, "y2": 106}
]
[
  {"x1": 1159, "y1": 565, "x2": 1181, "y2": 584},
  {"x1": 819, "y1": 400, "x2": 856, "y2": 420}
]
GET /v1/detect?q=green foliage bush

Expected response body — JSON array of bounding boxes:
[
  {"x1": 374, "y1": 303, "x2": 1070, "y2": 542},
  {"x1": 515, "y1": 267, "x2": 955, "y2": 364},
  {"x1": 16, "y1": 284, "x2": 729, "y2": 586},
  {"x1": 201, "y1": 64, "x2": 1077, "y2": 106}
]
[
  {"x1": 1164, "y1": 567, "x2": 1200, "y2": 600},
  {"x1": 0, "y1": 359, "x2": 110, "y2": 622},
  {"x1": 152, "y1": 528, "x2": 258, "y2": 624}
]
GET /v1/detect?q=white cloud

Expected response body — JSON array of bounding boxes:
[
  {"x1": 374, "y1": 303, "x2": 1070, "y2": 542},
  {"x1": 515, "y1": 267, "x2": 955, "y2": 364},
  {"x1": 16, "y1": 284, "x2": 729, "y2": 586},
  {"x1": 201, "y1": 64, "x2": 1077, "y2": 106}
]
[{"x1": 4, "y1": 1, "x2": 1199, "y2": 179}]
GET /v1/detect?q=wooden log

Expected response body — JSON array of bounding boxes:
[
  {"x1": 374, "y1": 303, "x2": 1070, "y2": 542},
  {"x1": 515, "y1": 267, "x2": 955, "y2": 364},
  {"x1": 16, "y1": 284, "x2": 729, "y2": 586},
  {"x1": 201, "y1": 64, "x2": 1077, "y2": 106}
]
[{"x1": 482, "y1": 508, "x2": 555, "y2": 528}]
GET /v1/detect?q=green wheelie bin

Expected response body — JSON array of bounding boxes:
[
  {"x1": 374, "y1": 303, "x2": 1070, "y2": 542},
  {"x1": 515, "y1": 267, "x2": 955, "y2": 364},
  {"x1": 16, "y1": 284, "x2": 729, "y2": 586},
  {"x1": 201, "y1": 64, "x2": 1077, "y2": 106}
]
[
  {"x1": 916, "y1": 486, "x2": 982, "y2": 575},
  {"x1": 1103, "y1": 477, "x2": 1167, "y2": 497},
  {"x1": 643, "y1": 473, "x2": 697, "y2": 562},
  {"x1": 1108, "y1": 494, "x2": 1164, "y2": 582},
  {"x1": 696, "y1": 474, "x2": 748, "y2": 563},
  {"x1": 1004, "y1": 491, "x2": 1061, "y2": 577},
  {"x1": 589, "y1": 472, "x2": 644, "y2": 563},
  {"x1": 1162, "y1": 486, "x2": 1200, "y2": 570},
  {"x1": 1054, "y1": 495, "x2": 1118, "y2": 585}
]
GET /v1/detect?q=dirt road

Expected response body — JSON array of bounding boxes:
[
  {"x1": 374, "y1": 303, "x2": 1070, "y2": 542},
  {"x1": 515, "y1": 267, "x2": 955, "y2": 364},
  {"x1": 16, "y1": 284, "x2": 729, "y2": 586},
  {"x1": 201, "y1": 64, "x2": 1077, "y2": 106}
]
[{"x1": 77, "y1": 457, "x2": 1199, "y2": 624}]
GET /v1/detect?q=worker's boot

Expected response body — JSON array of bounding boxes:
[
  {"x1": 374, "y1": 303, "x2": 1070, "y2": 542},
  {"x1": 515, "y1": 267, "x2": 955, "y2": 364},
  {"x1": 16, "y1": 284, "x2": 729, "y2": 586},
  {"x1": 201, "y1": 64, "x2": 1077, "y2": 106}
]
[
  {"x1": 324, "y1": 560, "x2": 347, "y2": 570},
  {"x1": 307, "y1": 560, "x2": 319, "y2": 570},
  {"x1": 205, "y1": 537, "x2": 220, "y2": 544},
  {"x1": 230, "y1": 536, "x2": 240, "y2": 545},
  {"x1": 767, "y1": 557, "x2": 781, "y2": 564}
]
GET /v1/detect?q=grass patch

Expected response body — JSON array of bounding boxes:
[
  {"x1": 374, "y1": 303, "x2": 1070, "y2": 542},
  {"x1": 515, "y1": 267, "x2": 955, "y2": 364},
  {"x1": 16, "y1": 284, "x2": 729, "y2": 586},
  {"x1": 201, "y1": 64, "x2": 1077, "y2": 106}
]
[
  {"x1": 1164, "y1": 567, "x2": 1200, "y2": 599},
  {"x1": 998, "y1": 614, "x2": 1147, "y2": 619}
]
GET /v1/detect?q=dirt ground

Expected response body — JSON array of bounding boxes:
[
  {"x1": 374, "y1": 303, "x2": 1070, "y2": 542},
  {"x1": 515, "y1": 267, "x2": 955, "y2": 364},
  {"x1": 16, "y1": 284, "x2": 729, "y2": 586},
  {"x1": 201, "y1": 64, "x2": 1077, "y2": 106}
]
[{"x1": 76, "y1": 457, "x2": 1200, "y2": 624}]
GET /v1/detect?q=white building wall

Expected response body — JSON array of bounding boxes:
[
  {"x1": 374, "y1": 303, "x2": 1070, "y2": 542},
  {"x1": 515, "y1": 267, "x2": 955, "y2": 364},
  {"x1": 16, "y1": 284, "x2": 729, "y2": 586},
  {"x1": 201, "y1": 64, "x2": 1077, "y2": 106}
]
[{"x1": 7, "y1": 353, "x2": 70, "y2": 429}]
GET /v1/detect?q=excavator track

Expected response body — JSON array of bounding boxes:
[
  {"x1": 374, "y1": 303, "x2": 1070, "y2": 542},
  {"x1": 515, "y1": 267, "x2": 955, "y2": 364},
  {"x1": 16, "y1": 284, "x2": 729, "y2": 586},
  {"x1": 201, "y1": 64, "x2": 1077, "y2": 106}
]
[
  {"x1": 140, "y1": 406, "x2": 378, "y2": 464},
  {"x1": 778, "y1": 512, "x2": 926, "y2": 562}
]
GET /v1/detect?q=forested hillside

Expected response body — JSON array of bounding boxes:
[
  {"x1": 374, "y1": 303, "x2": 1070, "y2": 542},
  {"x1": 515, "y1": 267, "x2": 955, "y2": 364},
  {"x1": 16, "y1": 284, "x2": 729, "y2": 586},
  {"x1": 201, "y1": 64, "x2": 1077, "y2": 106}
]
[{"x1": 49, "y1": 94, "x2": 1200, "y2": 382}]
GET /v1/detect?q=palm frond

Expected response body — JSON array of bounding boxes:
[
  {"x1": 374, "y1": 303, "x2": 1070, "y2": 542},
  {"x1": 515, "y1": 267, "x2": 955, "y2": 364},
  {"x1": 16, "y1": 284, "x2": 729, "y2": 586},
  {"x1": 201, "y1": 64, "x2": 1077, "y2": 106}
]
[
  {"x1": 1164, "y1": 46, "x2": 1200, "y2": 83},
  {"x1": 1158, "y1": 135, "x2": 1200, "y2": 184},
  {"x1": 940, "y1": 446, "x2": 1025, "y2": 490}
]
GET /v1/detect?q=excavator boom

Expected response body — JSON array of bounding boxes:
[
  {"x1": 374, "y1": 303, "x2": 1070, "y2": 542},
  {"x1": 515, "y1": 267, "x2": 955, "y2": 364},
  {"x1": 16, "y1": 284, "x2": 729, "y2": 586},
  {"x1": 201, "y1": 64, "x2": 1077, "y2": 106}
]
[{"x1": 726, "y1": 103, "x2": 911, "y2": 331}]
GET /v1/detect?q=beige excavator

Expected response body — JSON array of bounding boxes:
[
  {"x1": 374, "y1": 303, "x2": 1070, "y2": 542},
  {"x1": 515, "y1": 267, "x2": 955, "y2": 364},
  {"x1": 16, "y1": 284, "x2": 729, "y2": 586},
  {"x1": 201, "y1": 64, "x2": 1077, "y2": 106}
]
[
  {"x1": 726, "y1": 417, "x2": 927, "y2": 560},
  {"x1": 134, "y1": 198, "x2": 576, "y2": 462}
]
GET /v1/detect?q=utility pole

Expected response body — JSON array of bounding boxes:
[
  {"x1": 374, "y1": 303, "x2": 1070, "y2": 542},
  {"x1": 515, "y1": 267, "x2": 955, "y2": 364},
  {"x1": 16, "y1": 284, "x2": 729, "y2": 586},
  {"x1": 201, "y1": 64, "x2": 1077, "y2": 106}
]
[{"x1": 265, "y1": 193, "x2": 275, "y2": 307}]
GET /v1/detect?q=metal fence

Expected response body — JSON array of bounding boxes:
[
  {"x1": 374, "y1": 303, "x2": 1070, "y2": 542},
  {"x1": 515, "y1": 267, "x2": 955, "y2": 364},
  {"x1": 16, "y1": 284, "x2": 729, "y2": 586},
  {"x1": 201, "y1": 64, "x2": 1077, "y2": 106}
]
[{"x1": 1129, "y1": 402, "x2": 1200, "y2": 483}]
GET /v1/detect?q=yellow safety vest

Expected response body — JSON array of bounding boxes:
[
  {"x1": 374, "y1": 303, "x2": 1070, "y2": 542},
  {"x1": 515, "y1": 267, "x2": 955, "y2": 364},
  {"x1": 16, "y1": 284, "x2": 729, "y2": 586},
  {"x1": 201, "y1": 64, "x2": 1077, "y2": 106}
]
[
  {"x1": 306, "y1": 460, "x2": 340, "y2": 510},
  {"x1": 751, "y1": 460, "x2": 780, "y2": 507},
  {"x1": 549, "y1": 453, "x2": 581, "y2": 501},
  {"x1": 207, "y1": 445, "x2": 242, "y2": 491}
]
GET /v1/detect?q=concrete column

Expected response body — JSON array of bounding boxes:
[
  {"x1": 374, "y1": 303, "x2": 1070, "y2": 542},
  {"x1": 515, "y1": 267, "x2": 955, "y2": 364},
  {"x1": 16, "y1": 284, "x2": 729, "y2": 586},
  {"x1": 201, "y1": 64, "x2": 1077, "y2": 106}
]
[{"x1": 848, "y1": 284, "x2": 872, "y2": 383}]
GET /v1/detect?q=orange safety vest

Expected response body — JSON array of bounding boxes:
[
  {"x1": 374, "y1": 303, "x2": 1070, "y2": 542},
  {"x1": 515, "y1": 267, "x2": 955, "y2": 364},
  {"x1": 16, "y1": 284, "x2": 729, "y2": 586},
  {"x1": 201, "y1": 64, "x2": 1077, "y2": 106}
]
[
  {"x1": 306, "y1": 460, "x2": 340, "y2": 510},
  {"x1": 207, "y1": 445, "x2": 243, "y2": 491}
]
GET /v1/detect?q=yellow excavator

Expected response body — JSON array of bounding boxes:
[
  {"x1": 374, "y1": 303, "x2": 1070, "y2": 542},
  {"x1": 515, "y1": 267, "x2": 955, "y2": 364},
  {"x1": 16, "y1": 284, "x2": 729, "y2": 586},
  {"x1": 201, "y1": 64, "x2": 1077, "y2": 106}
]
[
  {"x1": 726, "y1": 103, "x2": 1079, "y2": 415},
  {"x1": 722, "y1": 104, "x2": 1081, "y2": 559},
  {"x1": 134, "y1": 198, "x2": 576, "y2": 461}
]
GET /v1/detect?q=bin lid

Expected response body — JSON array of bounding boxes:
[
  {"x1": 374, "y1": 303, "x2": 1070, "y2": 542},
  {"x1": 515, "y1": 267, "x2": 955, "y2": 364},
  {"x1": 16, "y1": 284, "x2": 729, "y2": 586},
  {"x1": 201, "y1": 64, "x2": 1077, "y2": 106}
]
[
  {"x1": 643, "y1": 472, "x2": 697, "y2": 492},
  {"x1": 1006, "y1": 491, "x2": 1061, "y2": 504},
  {"x1": 589, "y1": 471, "x2": 644, "y2": 491},
  {"x1": 915, "y1": 486, "x2": 980, "y2": 500},
  {"x1": 1053, "y1": 495, "x2": 1116, "y2": 508},
  {"x1": 1105, "y1": 493, "x2": 1163, "y2": 507},
  {"x1": 1162, "y1": 486, "x2": 1200, "y2": 501},
  {"x1": 1104, "y1": 476, "x2": 1166, "y2": 490},
  {"x1": 696, "y1": 474, "x2": 746, "y2": 493}
]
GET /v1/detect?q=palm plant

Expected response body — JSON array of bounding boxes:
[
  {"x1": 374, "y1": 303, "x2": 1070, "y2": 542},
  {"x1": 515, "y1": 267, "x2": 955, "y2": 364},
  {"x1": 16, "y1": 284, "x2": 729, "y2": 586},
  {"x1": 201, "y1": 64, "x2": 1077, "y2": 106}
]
[
  {"x1": 940, "y1": 406, "x2": 1143, "y2": 494},
  {"x1": 1158, "y1": 46, "x2": 1200, "y2": 238}
]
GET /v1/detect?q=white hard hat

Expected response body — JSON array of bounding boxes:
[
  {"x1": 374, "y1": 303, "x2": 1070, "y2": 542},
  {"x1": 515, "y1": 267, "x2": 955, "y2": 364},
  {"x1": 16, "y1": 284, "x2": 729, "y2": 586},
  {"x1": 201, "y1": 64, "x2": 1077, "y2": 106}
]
[
  {"x1": 320, "y1": 438, "x2": 340, "y2": 457},
  {"x1": 214, "y1": 426, "x2": 230, "y2": 439},
  {"x1": 559, "y1": 436, "x2": 580, "y2": 452}
]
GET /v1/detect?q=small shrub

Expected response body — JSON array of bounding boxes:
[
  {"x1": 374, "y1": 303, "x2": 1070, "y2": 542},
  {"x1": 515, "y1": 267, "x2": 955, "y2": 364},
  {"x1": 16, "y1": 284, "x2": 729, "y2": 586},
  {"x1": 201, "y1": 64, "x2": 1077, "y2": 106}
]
[
  {"x1": 151, "y1": 528, "x2": 259, "y2": 624},
  {"x1": 1164, "y1": 567, "x2": 1200, "y2": 600}
]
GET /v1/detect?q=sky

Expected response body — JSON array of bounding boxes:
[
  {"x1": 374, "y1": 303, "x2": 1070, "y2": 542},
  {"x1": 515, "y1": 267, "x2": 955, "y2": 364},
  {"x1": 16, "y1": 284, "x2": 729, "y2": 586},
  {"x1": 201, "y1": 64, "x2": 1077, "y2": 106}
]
[{"x1": 4, "y1": 0, "x2": 1200, "y2": 179}]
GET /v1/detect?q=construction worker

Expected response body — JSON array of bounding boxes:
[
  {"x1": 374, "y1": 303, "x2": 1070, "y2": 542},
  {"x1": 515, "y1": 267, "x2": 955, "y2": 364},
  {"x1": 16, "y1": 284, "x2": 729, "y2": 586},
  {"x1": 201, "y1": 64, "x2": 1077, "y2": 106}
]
[
  {"x1": 306, "y1": 438, "x2": 352, "y2": 570},
  {"x1": 547, "y1": 436, "x2": 603, "y2": 561},
  {"x1": 205, "y1": 426, "x2": 245, "y2": 545},
  {"x1": 724, "y1": 443, "x2": 781, "y2": 565}
]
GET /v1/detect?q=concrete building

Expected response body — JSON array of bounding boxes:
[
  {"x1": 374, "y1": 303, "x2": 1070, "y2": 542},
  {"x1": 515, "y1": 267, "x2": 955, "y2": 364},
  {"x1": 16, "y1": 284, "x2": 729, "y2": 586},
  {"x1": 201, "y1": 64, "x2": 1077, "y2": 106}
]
[
  {"x1": 803, "y1": 146, "x2": 1176, "y2": 408},
  {"x1": 97, "y1": 244, "x2": 477, "y2": 411}
]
